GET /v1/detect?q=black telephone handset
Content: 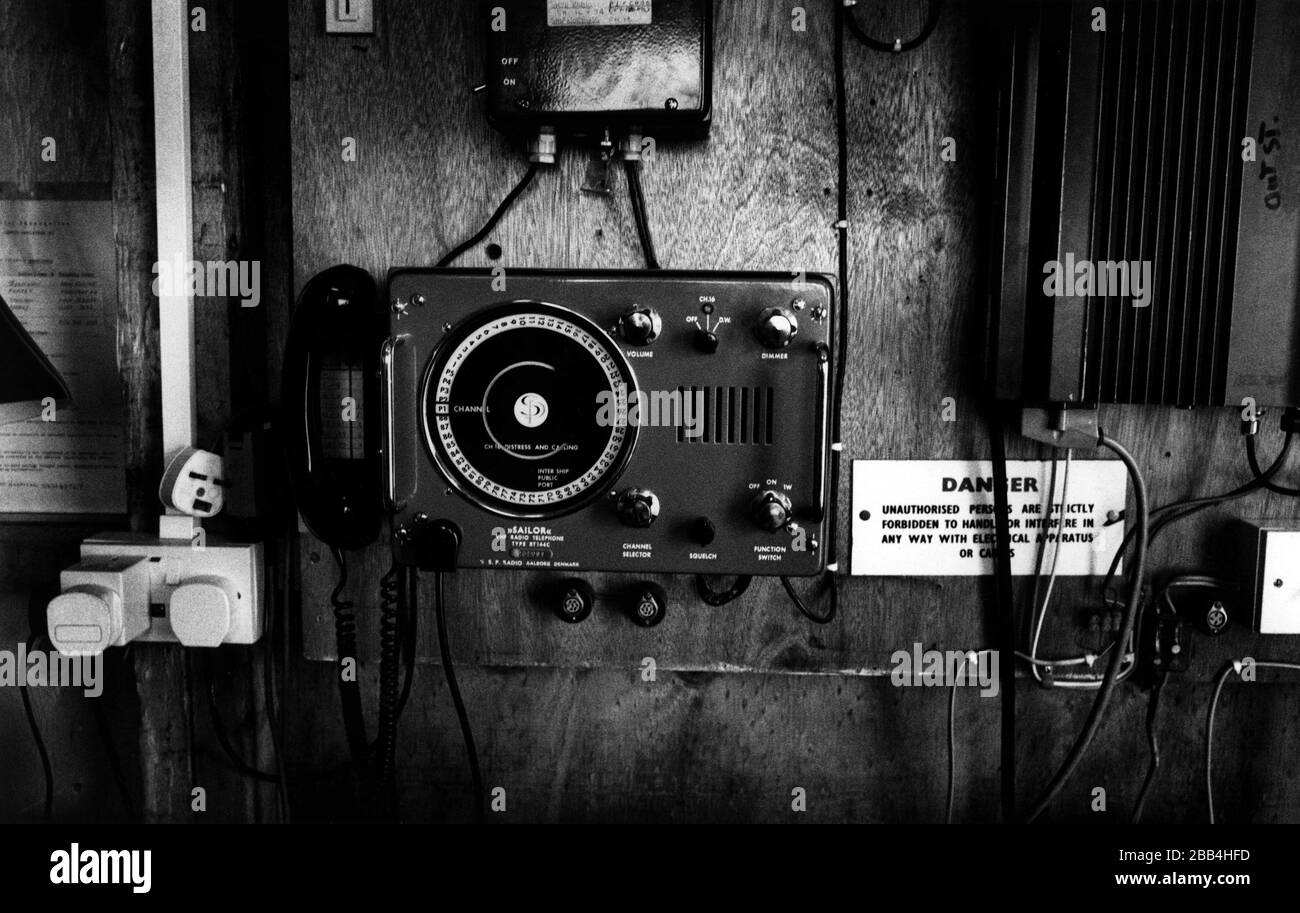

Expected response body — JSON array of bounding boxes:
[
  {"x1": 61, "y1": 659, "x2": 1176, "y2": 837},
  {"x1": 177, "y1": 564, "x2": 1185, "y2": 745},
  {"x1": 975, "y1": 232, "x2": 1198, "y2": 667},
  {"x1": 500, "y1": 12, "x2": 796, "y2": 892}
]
[{"x1": 283, "y1": 265, "x2": 382, "y2": 551}]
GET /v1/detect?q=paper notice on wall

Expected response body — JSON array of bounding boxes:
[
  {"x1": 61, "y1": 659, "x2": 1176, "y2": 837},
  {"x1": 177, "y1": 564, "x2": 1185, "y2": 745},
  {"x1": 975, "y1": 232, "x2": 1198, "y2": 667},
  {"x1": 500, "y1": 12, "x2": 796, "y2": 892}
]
[
  {"x1": 0, "y1": 197, "x2": 126, "y2": 515},
  {"x1": 547, "y1": 0, "x2": 653, "y2": 27},
  {"x1": 850, "y1": 460, "x2": 1127, "y2": 577}
]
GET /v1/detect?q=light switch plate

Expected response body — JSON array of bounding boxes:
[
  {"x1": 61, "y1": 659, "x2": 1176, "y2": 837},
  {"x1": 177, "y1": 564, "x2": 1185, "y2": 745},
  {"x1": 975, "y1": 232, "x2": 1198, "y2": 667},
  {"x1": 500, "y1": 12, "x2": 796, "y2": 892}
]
[
  {"x1": 325, "y1": 0, "x2": 374, "y2": 35},
  {"x1": 1247, "y1": 524, "x2": 1300, "y2": 634}
]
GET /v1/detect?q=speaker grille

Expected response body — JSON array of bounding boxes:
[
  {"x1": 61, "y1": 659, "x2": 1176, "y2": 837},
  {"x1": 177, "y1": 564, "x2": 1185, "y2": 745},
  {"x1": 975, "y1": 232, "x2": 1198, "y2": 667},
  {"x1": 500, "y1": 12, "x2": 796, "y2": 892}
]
[
  {"x1": 676, "y1": 386, "x2": 774, "y2": 444},
  {"x1": 1082, "y1": 0, "x2": 1254, "y2": 405}
]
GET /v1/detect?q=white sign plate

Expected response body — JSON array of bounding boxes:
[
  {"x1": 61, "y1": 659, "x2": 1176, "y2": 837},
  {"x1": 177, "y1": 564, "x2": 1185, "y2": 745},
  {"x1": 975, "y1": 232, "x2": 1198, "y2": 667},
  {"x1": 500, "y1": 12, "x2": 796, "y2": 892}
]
[{"x1": 850, "y1": 460, "x2": 1128, "y2": 577}]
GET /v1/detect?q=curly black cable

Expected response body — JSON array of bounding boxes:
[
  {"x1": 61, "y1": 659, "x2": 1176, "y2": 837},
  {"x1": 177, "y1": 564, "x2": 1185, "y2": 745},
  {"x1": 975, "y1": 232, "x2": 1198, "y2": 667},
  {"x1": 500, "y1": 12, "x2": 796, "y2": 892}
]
[
  {"x1": 694, "y1": 574, "x2": 752, "y2": 606},
  {"x1": 330, "y1": 546, "x2": 370, "y2": 770},
  {"x1": 434, "y1": 570, "x2": 484, "y2": 824},
  {"x1": 396, "y1": 566, "x2": 417, "y2": 721},
  {"x1": 845, "y1": 0, "x2": 943, "y2": 53},
  {"x1": 780, "y1": 574, "x2": 837, "y2": 624},
  {"x1": 376, "y1": 560, "x2": 404, "y2": 808}
]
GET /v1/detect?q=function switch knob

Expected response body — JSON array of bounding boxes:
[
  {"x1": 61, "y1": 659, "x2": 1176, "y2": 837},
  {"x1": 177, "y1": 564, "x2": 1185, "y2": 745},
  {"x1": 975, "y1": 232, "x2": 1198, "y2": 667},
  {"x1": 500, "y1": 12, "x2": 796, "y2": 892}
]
[{"x1": 751, "y1": 490, "x2": 792, "y2": 532}]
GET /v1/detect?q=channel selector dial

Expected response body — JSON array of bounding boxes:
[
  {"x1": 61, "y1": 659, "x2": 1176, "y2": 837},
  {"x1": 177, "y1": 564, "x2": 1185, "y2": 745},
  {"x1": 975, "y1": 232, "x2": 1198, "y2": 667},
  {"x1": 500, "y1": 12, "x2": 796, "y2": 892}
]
[{"x1": 616, "y1": 487, "x2": 661, "y2": 528}]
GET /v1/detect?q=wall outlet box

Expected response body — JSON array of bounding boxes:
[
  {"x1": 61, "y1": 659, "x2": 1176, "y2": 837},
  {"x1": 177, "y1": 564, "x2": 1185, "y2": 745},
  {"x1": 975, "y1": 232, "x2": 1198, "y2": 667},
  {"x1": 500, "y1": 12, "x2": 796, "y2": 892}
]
[
  {"x1": 1241, "y1": 522, "x2": 1300, "y2": 634},
  {"x1": 77, "y1": 532, "x2": 264, "y2": 646}
]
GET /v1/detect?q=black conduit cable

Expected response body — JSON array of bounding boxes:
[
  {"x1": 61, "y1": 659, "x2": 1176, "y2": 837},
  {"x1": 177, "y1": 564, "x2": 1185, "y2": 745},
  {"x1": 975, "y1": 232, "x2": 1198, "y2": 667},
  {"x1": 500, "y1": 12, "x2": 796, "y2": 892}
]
[
  {"x1": 435, "y1": 163, "x2": 540, "y2": 267},
  {"x1": 1101, "y1": 432, "x2": 1293, "y2": 597},
  {"x1": 1024, "y1": 431, "x2": 1149, "y2": 823},
  {"x1": 1246, "y1": 433, "x2": 1300, "y2": 496},
  {"x1": 1130, "y1": 671, "x2": 1167, "y2": 824},
  {"x1": 433, "y1": 570, "x2": 484, "y2": 824},
  {"x1": 695, "y1": 574, "x2": 752, "y2": 606},
  {"x1": 989, "y1": 414, "x2": 1016, "y2": 823},
  {"x1": 205, "y1": 672, "x2": 352, "y2": 787},
  {"x1": 845, "y1": 0, "x2": 943, "y2": 53},
  {"x1": 780, "y1": 575, "x2": 837, "y2": 624},
  {"x1": 19, "y1": 632, "x2": 53, "y2": 822},
  {"x1": 625, "y1": 159, "x2": 660, "y2": 269},
  {"x1": 329, "y1": 546, "x2": 370, "y2": 772},
  {"x1": 90, "y1": 694, "x2": 139, "y2": 821}
]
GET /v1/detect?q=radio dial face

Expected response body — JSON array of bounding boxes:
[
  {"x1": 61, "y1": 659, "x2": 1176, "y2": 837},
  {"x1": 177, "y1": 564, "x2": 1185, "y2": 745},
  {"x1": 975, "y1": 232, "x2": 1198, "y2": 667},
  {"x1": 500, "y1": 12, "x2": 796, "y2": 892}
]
[{"x1": 420, "y1": 301, "x2": 639, "y2": 518}]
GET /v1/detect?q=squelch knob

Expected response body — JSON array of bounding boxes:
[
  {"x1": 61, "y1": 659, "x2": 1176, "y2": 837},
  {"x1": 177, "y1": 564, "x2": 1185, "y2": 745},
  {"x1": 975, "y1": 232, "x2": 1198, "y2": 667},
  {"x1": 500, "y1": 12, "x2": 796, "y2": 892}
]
[
  {"x1": 751, "y1": 490, "x2": 792, "y2": 532},
  {"x1": 616, "y1": 306, "x2": 662, "y2": 345},
  {"x1": 616, "y1": 487, "x2": 660, "y2": 528},
  {"x1": 755, "y1": 307, "x2": 799, "y2": 349}
]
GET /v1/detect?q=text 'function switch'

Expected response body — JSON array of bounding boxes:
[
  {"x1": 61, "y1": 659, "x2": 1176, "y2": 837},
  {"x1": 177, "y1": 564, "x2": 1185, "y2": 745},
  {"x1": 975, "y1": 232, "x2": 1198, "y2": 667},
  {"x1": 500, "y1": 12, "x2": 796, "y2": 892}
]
[
  {"x1": 616, "y1": 306, "x2": 662, "y2": 345},
  {"x1": 755, "y1": 306, "x2": 799, "y2": 349}
]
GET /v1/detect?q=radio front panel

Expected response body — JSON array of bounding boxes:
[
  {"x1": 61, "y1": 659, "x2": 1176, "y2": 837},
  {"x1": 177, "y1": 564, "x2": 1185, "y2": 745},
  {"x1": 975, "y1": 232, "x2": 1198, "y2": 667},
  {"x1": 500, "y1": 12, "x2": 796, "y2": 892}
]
[{"x1": 383, "y1": 269, "x2": 833, "y2": 576}]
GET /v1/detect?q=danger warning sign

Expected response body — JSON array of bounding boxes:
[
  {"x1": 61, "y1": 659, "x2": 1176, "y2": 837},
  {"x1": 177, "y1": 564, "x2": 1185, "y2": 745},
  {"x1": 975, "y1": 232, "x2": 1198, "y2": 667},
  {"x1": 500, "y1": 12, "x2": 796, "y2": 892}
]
[{"x1": 849, "y1": 460, "x2": 1128, "y2": 577}]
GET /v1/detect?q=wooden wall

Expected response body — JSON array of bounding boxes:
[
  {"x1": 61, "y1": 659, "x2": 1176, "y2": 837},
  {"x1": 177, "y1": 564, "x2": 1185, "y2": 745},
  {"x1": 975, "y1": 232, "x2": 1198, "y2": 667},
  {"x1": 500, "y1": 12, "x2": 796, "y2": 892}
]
[{"x1": 2, "y1": 0, "x2": 1299, "y2": 824}]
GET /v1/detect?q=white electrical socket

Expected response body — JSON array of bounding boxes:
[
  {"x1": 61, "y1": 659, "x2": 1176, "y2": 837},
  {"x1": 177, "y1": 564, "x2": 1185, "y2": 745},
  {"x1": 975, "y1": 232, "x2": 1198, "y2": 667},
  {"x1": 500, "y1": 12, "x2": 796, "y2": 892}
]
[{"x1": 74, "y1": 532, "x2": 264, "y2": 647}]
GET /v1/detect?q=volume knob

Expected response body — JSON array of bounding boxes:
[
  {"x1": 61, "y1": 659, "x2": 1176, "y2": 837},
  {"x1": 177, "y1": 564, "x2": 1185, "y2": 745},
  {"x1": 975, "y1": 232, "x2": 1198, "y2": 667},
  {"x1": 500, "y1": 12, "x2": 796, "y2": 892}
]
[
  {"x1": 755, "y1": 307, "x2": 799, "y2": 349},
  {"x1": 615, "y1": 487, "x2": 660, "y2": 528},
  {"x1": 616, "y1": 306, "x2": 662, "y2": 345}
]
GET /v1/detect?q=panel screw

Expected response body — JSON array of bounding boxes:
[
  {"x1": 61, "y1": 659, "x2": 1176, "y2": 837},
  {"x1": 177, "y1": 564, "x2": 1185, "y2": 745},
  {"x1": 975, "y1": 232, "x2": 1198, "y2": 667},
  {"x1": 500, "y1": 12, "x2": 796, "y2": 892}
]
[
  {"x1": 1275, "y1": 578, "x2": 1284, "y2": 587},
  {"x1": 665, "y1": 98, "x2": 679, "y2": 110},
  {"x1": 412, "y1": 293, "x2": 426, "y2": 307}
]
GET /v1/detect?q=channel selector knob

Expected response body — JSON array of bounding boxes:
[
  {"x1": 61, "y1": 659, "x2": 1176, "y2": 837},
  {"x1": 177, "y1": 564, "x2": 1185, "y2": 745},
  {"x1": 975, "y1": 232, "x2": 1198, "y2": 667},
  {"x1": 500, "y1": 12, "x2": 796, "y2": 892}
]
[
  {"x1": 751, "y1": 490, "x2": 792, "y2": 532},
  {"x1": 616, "y1": 306, "x2": 662, "y2": 345},
  {"x1": 755, "y1": 307, "x2": 799, "y2": 349},
  {"x1": 616, "y1": 487, "x2": 661, "y2": 528}
]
